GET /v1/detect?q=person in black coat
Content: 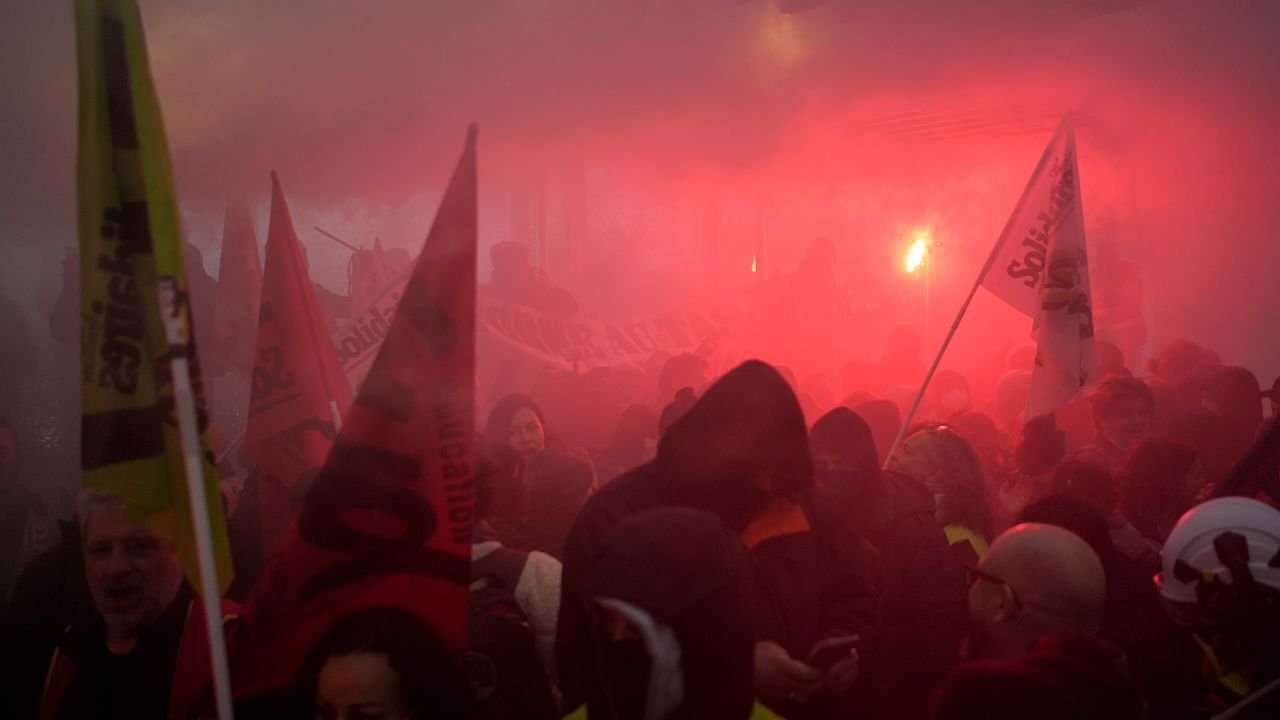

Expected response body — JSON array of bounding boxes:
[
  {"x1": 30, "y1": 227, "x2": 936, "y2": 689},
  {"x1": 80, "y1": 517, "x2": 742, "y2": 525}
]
[
  {"x1": 0, "y1": 519, "x2": 96, "y2": 719},
  {"x1": 555, "y1": 360, "x2": 878, "y2": 719},
  {"x1": 569, "y1": 508, "x2": 758, "y2": 720},
  {"x1": 809, "y1": 408, "x2": 969, "y2": 719}
]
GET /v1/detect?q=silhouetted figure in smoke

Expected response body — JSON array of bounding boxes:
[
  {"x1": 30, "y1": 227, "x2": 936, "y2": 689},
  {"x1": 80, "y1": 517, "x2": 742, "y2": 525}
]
[
  {"x1": 992, "y1": 415, "x2": 1067, "y2": 534},
  {"x1": 758, "y1": 238, "x2": 848, "y2": 379},
  {"x1": 593, "y1": 404, "x2": 658, "y2": 487},
  {"x1": 482, "y1": 241, "x2": 578, "y2": 318},
  {"x1": 923, "y1": 370, "x2": 972, "y2": 423},
  {"x1": 1092, "y1": 241, "x2": 1147, "y2": 370},
  {"x1": 657, "y1": 353, "x2": 708, "y2": 407},
  {"x1": 0, "y1": 420, "x2": 59, "y2": 613},
  {"x1": 1117, "y1": 439, "x2": 1205, "y2": 553},
  {"x1": 877, "y1": 325, "x2": 926, "y2": 392},
  {"x1": 851, "y1": 399, "x2": 901, "y2": 466},
  {"x1": 48, "y1": 242, "x2": 221, "y2": 357},
  {"x1": 1203, "y1": 365, "x2": 1266, "y2": 469},
  {"x1": 658, "y1": 387, "x2": 697, "y2": 438},
  {"x1": 1147, "y1": 338, "x2": 1222, "y2": 418},
  {"x1": 0, "y1": 284, "x2": 37, "y2": 394},
  {"x1": 293, "y1": 241, "x2": 349, "y2": 334},
  {"x1": 0, "y1": 515, "x2": 94, "y2": 719}
]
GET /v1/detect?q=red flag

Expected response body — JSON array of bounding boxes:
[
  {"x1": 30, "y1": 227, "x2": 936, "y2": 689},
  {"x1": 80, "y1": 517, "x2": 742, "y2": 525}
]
[
  {"x1": 231, "y1": 127, "x2": 478, "y2": 698},
  {"x1": 211, "y1": 201, "x2": 262, "y2": 379},
  {"x1": 243, "y1": 174, "x2": 353, "y2": 556}
]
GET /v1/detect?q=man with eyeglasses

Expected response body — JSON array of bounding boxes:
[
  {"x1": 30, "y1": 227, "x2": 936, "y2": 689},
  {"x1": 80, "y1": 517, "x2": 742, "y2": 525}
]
[{"x1": 965, "y1": 523, "x2": 1107, "y2": 661}]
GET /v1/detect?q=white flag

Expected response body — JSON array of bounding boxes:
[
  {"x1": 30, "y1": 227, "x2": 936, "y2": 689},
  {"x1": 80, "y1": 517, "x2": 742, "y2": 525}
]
[
  {"x1": 979, "y1": 116, "x2": 1096, "y2": 419},
  {"x1": 981, "y1": 119, "x2": 1079, "y2": 318}
]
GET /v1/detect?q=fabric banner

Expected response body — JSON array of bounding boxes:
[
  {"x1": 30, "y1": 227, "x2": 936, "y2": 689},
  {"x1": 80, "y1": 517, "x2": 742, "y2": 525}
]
[
  {"x1": 476, "y1": 295, "x2": 751, "y2": 370},
  {"x1": 232, "y1": 126, "x2": 479, "y2": 697},
  {"x1": 211, "y1": 200, "x2": 262, "y2": 379},
  {"x1": 980, "y1": 118, "x2": 1081, "y2": 319},
  {"x1": 1024, "y1": 119, "x2": 1097, "y2": 419},
  {"x1": 334, "y1": 275, "x2": 754, "y2": 391},
  {"x1": 74, "y1": 0, "x2": 231, "y2": 594},
  {"x1": 243, "y1": 174, "x2": 353, "y2": 556}
]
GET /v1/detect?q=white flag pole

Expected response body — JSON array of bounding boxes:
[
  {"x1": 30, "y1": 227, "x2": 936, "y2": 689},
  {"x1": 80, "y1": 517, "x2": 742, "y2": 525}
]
[
  {"x1": 880, "y1": 247, "x2": 1002, "y2": 469},
  {"x1": 881, "y1": 118, "x2": 1070, "y2": 468},
  {"x1": 159, "y1": 278, "x2": 235, "y2": 720}
]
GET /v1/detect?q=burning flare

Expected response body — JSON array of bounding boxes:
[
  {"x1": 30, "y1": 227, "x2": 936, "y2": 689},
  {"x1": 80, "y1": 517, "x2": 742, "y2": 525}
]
[{"x1": 904, "y1": 232, "x2": 929, "y2": 273}]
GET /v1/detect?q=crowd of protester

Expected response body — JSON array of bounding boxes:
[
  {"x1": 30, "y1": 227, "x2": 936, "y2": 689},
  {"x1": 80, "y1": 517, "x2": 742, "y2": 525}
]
[{"x1": 1, "y1": 334, "x2": 1279, "y2": 719}]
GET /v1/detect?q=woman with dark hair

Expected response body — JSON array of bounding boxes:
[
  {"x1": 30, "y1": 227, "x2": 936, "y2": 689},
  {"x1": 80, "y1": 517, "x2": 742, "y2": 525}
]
[
  {"x1": 887, "y1": 424, "x2": 992, "y2": 566},
  {"x1": 483, "y1": 394, "x2": 595, "y2": 559},
  {"x1": 1117, "y1": 438, "x2": 1204, "y2": 549},
  {"x1": 296, "y1": 606, "x2": 470, "y2": 719},
  {"x1": 483, "y1": 393, "x2": 553, "y2": 459}
]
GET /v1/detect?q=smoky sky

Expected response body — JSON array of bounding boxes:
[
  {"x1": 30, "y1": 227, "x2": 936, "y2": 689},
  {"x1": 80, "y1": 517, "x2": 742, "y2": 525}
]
[{"x1": 2, "y1": 0, "x2": 1279, "y2": 380}]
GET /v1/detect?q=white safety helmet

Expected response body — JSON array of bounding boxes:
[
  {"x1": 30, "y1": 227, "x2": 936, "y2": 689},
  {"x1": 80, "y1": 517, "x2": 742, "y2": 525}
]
[{"x1": 1155, "y1": 497, "x2": 1280, "y2": 606}]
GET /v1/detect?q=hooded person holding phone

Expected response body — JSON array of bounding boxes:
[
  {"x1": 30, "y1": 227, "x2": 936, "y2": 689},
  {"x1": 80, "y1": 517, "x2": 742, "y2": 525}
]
[{"x1": 556, "y1": 361, "x2": 879, "y2": 720}]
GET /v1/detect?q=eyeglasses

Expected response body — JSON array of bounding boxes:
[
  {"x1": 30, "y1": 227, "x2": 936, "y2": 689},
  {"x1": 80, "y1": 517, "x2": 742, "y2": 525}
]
[
  {"x1": 967, "y1": 565, "x2": 1082, "y2": 622},
  {"x1": 965, "y1": 565, "x2": 1025, "y2": 611}
]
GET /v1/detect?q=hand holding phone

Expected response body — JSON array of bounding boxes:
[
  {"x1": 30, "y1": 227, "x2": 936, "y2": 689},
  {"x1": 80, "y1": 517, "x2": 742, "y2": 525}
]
[{"x1": 806, "y1": 635, "x2": 860, "y2": 670}]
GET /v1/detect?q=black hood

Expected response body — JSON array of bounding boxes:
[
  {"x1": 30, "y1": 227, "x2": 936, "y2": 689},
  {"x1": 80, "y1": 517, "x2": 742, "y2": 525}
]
[
  {"x1": 810, "y1": 407, "x2": 880, "y2": 474},
  {"x1": 576, "y1": 508, "x2": 755, "y2": 720},
  {"x1": 656, "y1": 360, "x2": 813, "y2": 531}
]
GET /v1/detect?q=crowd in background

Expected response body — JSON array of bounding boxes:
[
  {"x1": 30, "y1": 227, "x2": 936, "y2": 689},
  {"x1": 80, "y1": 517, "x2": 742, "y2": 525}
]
[{"x1": 2, "y1": 331, "x2": 1279, "y2": 719}]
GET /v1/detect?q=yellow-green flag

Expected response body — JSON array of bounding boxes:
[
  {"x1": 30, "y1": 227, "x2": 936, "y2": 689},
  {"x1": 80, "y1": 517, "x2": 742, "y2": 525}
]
[{"x1": 75, "y1": 0, "x2": 232, "y2": 594}]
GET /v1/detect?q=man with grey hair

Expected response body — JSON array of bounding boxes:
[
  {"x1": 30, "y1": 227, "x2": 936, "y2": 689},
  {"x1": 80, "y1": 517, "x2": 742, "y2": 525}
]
[
  {"x1": 965, "y1": 523, "x2": 1108, "y2": 661},
  {"x1": 37, "y1": 489, "x2": 220, "y2": 719}
]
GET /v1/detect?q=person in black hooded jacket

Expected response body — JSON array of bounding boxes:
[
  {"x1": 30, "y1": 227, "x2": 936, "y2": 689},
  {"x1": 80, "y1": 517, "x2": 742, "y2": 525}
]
[
  {"x1": 556, "y1": 360, "x2": 878, "y2": 719},
  {"x1": 567, "y1": 508, "x2": 757, "y2": 720},
  {"x1": 809, "y1": 408, "x2": 968, "y2": 719}
]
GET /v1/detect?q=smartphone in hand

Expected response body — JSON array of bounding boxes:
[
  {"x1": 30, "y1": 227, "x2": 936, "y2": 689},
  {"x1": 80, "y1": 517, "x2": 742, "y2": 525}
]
[{"x1": 807, "y1": 635, "x2": 860, "y2": 670}]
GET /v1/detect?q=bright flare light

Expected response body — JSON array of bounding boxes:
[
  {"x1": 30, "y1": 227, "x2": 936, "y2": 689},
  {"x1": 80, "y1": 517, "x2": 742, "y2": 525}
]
[
  {"x1": 904, "y1": 232, "x2": 929, "y2": 273},
  {"x1": 751, "y1": 253, "x2": 758, "y2": 273}
]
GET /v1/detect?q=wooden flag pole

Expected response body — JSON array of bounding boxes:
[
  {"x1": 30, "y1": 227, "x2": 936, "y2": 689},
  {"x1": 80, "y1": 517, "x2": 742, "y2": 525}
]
[{"x1": 159, "y1": 279, "x2": 235, "y2": 720}]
